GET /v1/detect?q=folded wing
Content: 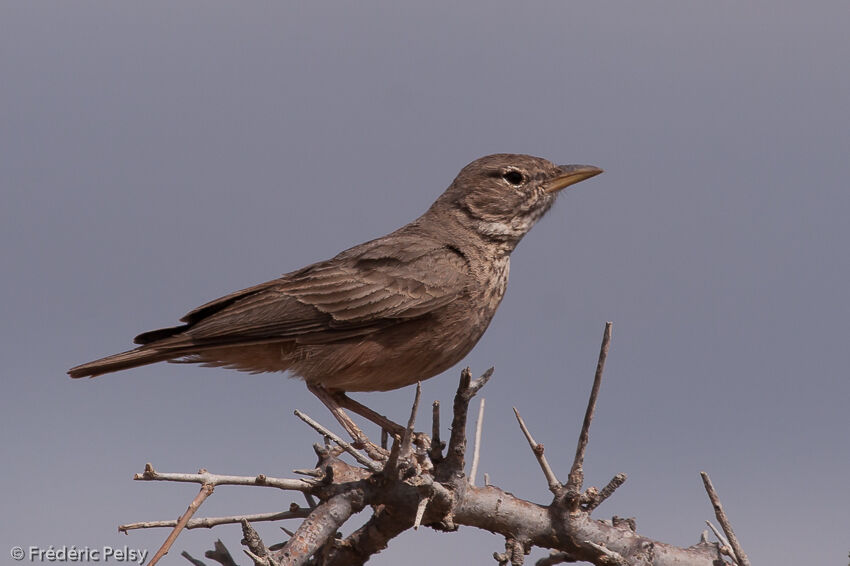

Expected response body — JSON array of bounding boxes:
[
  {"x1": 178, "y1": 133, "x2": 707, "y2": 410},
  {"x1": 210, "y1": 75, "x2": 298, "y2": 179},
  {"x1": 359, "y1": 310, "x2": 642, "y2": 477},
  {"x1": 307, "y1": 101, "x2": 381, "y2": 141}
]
[{"x1": 146, "y1": 235, "x2": 469, "y2": 348}]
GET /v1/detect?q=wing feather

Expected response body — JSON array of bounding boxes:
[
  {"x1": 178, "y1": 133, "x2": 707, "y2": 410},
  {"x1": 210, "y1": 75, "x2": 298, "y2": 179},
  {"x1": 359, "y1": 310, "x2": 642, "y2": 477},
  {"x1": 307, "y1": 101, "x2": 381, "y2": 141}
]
[{"x1": 159, "y1": 235, "x2": 468, "y2": 348}]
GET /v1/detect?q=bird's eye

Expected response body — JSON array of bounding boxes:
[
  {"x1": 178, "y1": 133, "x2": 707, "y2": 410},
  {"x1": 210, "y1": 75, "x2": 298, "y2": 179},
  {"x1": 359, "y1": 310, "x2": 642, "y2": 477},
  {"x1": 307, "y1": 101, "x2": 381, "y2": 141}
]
[{"x1": 502, "y1": 170, "x2": 525, "y2": 186}]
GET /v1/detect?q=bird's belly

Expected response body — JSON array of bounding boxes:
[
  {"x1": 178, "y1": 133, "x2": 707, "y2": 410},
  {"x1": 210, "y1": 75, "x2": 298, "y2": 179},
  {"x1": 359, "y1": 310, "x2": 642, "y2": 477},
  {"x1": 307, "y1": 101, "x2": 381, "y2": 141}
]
[{"x1": 292, "y1": 315, "x2": 485, "y2": 391}]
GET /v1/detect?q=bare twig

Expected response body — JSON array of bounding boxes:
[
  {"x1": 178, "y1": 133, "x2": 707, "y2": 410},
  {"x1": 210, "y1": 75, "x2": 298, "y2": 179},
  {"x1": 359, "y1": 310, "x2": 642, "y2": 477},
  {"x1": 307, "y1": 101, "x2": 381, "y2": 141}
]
[
  {"x1": 133, "y1": 463, "x2": 313, "y2": 492},
  {"x1": 705, "y1": 521, "x2": 731, "y2": 556},
  {"x1": 413, "y1": 495, "x2": 430, "y2": 530},
  {"x1": 430, "y1": 400, "x2": 443, "y2": 462},
  {"x1": 400, "y1": 382, "x2": 422, "y2": 458},
  {"x1": 513, "y1": 407, "x2": 561, "y2": 495},
  {"x1": 294, "y1": 409, "x2": 382, "y2": 472},
  {"x1": 303, "y1": 492, "x2": 317, "y2": 509},
  {"x1": 121, "y1": 509, "x2": 310, "y2": 532},
  {"x1": 701, "y1": 472, "x2": 750, "y2": 566},
  {"x1": 148, "y1": 483, "x2": 214, "y2": 566},
  {"x1": 241, "y1": 520, "x2": 270, "y2": 565},
  {"x1": 441, "y1": 367, "x2": 493, "y2": 479},
  {"x1": 383, "y1": 431, "x2": 402, "y2": 473},
  {"x1": 565, "y1": 322, "x2": 612, "y2": 506},
  {"x1": 469, "y1": 367, "x2": 494, "y2": 396},
  {"x1": 704, "y1": 520, "x2": 724, "y2": 545},
  {"x1": 292, "y1": 468, "x2": 322, "y2": 478},
  {"x1": 469, "y1": 397, "x2": 485, "y2": 486},
  {"x1": 584, "y1": 473, "x2": 627, "y2": 511}
]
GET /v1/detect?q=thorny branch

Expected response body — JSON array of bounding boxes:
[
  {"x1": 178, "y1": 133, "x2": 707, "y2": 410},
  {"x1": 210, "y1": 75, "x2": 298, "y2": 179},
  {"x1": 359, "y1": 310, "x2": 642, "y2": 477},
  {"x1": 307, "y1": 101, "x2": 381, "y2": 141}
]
[
  {"x1": 146, "y1": 482, "x2": 214, "y2": 565},
  {"x1": 120, "y1": 509, "x2": 310, "y2": 532},
  {"x1": 513, "y1": 407, "x2": 561, "y2": 496},
  {"x1": 468, "y1": 397, "x2": 485, "y2": 487},
  {"x1": 702, "y1": 472, "x2": 751, "y2": 566},
  {"x1": 565, "y1": 322, "x2": 612, "y2": 508},
  {"x1": 440, "y1": 366, "x2": 493, "y2": 480},
  {"x1": 119, "y1": 323, "x2": 747, "y2": 566}
]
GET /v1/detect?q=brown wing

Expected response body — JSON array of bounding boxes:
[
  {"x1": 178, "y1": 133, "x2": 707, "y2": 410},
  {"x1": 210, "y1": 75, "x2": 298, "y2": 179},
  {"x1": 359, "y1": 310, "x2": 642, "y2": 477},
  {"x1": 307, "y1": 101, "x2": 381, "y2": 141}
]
[{"x1": 147, "y1": 235, "x2": 469, "y2": 349}]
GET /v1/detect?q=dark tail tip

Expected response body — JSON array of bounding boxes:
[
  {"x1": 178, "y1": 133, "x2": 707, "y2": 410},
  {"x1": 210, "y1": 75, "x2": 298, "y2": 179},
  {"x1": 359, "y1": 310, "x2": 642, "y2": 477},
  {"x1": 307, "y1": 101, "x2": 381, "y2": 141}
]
[
  {"x1": 134, "y1": 324, "x2": 189, "y2": 345},
  {"x1": 68, "y1": 346, "x2": 175, "y2": 378}
]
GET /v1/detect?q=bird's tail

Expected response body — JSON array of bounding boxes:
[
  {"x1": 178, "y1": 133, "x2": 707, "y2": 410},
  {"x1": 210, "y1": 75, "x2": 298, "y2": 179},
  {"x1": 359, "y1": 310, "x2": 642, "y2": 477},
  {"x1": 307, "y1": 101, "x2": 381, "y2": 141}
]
[{"x1": 68, "y1": 347, "x2": 178, "y2": 378}]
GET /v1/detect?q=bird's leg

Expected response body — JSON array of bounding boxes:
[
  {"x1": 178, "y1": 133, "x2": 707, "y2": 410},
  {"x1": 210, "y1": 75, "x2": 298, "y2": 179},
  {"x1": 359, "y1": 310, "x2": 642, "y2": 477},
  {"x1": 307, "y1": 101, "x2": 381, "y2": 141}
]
[
  {"x1": 306, "y1": 383, "x2": 368, "y2": 442},
  {"x1": 307, "y1": 384, "x2": 389, "y2": 460},
  {"x1": 332, "y1": 393, "x2": 406, "y2": 438}
]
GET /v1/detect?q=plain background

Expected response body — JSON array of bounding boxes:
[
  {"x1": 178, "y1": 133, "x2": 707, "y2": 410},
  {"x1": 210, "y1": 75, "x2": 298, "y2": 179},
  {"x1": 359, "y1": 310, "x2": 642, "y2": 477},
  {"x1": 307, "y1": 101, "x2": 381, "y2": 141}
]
[{"x1": 2, "y1": 2, "x2": 848, "y2": 565}]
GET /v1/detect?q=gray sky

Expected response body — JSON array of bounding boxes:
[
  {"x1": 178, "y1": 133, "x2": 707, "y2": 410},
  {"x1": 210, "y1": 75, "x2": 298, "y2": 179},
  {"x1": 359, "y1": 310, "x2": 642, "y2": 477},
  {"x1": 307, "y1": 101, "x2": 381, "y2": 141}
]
[{"x1": 2, "y1": 2, "x2": 848, "y2": 564}]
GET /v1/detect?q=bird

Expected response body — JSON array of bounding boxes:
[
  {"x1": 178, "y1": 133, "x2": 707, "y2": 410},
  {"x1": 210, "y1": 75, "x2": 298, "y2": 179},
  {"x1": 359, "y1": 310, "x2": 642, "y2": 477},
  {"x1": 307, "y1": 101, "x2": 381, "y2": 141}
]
[{"x1": 69, "y1": 154, "x2": 602, "y2": 396}]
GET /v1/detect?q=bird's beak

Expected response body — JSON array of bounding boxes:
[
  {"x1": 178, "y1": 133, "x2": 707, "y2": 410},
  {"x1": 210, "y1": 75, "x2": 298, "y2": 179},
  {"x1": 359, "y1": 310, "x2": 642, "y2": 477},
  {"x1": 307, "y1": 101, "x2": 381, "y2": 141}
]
[{"x1": 543, "y1": 165, "x2": 604, "y2": 194}]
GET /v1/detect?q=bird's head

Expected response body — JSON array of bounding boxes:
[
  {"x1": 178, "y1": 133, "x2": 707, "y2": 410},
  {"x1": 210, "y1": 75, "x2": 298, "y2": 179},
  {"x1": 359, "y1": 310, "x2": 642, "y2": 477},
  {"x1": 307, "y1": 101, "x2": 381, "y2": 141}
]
[{"x1": 430, "y1": 153, "x2": 603, "y2": 250}]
